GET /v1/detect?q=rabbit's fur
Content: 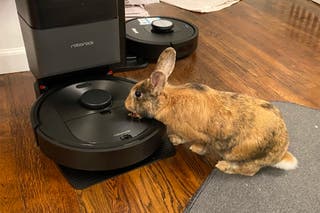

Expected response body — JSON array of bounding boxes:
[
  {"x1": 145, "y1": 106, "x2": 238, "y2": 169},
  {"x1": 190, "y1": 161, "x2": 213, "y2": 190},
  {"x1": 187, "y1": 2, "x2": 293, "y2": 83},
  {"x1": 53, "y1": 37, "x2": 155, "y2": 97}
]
[{"x1": 125, "y1": 47, "x2": 297, "y2": 176}]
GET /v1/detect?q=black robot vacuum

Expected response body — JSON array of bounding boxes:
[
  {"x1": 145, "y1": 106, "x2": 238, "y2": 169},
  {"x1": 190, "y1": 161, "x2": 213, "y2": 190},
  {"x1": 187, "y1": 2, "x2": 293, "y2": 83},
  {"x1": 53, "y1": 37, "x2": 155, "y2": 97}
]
[
  {"x1": 31, "y1": 75, "x2": 166, "y2": 171},
  {"x1": 126, "y1": 16, "x2": 198, "y2": 60}
]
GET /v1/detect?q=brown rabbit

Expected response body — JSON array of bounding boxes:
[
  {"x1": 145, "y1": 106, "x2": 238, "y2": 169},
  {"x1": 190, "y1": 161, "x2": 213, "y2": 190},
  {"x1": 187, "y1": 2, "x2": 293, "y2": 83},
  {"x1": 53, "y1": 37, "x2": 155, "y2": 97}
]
[{"x1": 125, "y1": 47, "x2": 298, "y2": 176}]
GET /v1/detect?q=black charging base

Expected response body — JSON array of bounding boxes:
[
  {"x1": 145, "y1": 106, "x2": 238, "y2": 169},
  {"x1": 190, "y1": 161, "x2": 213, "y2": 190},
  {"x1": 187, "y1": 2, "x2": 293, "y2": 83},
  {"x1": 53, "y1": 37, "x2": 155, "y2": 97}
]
[
  {"x1": 112, "y1": 55, "x2": 149, "y2": 72},
  {"x1": 58, "y1": 136, "x2": 175, "y2": 189}
]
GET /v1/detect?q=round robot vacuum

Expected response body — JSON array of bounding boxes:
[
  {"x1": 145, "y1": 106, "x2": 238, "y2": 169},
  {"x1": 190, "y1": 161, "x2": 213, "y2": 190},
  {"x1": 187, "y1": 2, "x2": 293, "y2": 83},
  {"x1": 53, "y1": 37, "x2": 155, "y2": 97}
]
[
  {"x1": 126, "y1": 16, "x2": 198, "y2": 60},
  {"x1": 31, "y1": 76, "x2": 166, "y2": 171}
]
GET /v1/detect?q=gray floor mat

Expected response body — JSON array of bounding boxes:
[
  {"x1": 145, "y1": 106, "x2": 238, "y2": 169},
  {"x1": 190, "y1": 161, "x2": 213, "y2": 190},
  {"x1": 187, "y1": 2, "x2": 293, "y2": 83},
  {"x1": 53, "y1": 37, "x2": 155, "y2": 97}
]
[{"x1": 185, "y1": 102, "x2": 320, "y2": 213}]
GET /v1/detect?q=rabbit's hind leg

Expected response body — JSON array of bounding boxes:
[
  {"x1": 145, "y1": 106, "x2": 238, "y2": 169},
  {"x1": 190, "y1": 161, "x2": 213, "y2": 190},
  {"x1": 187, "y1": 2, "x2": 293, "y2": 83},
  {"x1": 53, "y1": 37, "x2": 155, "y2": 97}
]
[{"x1": 215, "y1": 160, "x2": 261, "y2": 176}]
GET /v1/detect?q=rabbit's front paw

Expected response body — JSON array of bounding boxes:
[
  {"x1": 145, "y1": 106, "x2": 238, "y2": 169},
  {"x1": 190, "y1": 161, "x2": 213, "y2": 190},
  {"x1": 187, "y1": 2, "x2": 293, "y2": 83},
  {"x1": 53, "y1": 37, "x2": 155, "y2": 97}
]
[
  {"x1": 189, "y1": 144, "x2": 207, "y2": 155},
  {"x1": 168, "y1": 134, "x2": 186, "y2": 146}
]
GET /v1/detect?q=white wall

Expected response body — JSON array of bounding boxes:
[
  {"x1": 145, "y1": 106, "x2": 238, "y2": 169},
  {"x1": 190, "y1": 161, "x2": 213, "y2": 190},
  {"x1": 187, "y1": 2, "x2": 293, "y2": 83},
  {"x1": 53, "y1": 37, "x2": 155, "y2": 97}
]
[{"x1": 0, "y1": 0, "x2": 29, "y2": 74}]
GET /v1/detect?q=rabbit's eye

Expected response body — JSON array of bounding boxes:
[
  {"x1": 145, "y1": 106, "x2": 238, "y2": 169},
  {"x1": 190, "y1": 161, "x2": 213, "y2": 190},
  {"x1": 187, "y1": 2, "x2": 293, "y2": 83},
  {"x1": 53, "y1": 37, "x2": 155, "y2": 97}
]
[{"x1": 135, "y1": 90, "x2": 142, "y2": 98}]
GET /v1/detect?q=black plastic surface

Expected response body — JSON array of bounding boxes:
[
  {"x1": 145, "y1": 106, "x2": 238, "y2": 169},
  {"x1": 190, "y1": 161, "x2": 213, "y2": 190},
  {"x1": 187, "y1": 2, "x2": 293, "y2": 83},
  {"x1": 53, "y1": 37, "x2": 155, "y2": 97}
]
[
  {"x1": 32, "y1": 76, "x2": 166, "y2": 171},
  {"x1": 126, "y1": 16, "x2": 198, "y2": 60},
  {"x1": 15, "y1": 0, "x2": 119, "y2": 29},
  {"x1": 80, "y1": 89, "x2": 112, "y2": 110}
]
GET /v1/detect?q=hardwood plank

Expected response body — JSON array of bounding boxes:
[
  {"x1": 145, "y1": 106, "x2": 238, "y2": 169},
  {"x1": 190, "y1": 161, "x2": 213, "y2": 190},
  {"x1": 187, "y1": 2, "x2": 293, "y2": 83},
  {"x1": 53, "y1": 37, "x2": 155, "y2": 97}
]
[
  {"x1": 0, "y1": 73, "x2": 81, "y2": 212},
  {"x1": 0, "y1": 75, "x2": 25, "y2": 213},
  {"x1": 0, "y1": 0, "x2": 319, "y2": 212}
]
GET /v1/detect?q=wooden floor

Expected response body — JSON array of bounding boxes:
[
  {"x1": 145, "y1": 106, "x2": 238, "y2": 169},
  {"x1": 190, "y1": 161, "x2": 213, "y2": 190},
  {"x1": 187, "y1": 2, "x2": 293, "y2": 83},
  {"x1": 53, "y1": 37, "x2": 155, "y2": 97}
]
[{"x1": 1, "y1": 0, "x2": 319, "y2": 212}]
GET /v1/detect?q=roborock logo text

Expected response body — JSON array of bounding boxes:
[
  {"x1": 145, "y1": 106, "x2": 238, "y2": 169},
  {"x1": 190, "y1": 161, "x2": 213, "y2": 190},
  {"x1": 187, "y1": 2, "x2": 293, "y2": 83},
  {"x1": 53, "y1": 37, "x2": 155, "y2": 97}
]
[{"x1": 70, "y1": 41, "x2": 94, "y2": 48}]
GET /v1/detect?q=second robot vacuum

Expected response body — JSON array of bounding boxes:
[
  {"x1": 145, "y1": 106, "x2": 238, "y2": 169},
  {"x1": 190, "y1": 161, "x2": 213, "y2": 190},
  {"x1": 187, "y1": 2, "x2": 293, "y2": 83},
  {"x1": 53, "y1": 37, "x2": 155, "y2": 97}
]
[{"x1": 126, "y1": 16, "x2": 198, "y2": 60}]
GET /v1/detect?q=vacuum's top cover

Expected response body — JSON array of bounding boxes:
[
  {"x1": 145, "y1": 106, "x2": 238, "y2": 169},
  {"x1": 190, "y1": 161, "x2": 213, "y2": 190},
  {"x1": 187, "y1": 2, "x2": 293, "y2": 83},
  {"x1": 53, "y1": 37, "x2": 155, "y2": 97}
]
[{"x1": 32, "y1": 77, "x2": 163, "y2": 150}]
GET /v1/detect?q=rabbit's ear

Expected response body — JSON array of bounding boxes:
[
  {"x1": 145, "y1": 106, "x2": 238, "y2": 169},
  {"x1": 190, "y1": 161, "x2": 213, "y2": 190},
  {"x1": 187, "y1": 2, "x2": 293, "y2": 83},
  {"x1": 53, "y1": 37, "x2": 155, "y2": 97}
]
[
  {"x1": 150, "y1": 71, "x2": 166, "y2": 95},
  {"x1": 154, "y1": 47, "x2": 176, "y2": 79}
]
